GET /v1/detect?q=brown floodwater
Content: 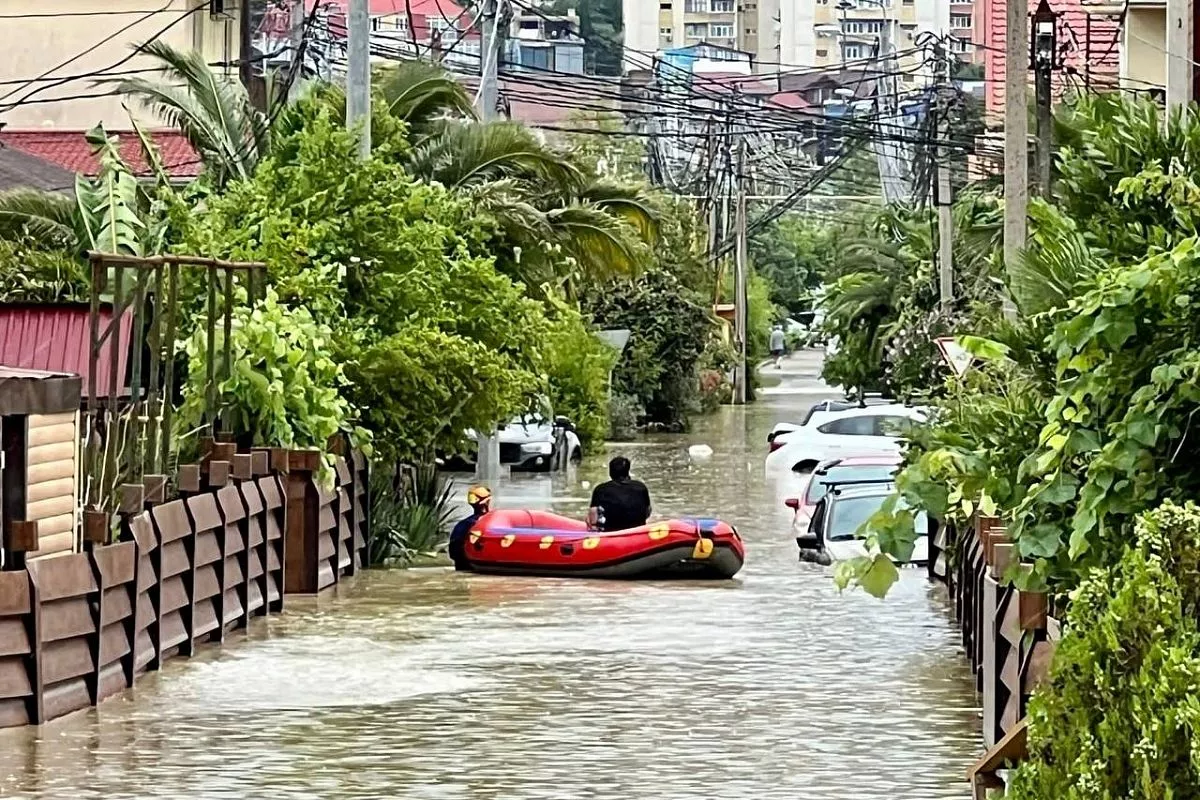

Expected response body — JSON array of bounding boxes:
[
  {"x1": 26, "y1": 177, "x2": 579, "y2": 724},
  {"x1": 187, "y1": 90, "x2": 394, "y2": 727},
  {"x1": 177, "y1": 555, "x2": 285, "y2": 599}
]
[{"x1": 0, "y1": 352, "x2": 980, "y2": 799}]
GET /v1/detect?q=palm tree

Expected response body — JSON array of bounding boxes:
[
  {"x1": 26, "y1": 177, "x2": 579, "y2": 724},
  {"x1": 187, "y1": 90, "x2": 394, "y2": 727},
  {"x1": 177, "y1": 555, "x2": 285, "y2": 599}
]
[{"x1": 108, "y1": 40, "x2": 268, "y2": 189}]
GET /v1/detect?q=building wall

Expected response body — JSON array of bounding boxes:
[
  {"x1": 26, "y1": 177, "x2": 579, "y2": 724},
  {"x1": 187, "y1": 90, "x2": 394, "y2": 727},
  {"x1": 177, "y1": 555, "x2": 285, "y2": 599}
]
[
  {"x1": 1122, "y1": 5, "x2": 1166, "y2": 91},
  {"x1": 0, "y1": 0, "x2": 238, "y2": 130}
]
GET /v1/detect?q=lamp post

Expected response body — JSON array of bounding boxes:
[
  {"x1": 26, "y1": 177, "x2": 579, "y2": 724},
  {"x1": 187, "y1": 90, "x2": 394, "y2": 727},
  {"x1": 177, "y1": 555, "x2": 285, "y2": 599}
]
[{"x1": 1030, "y1": 0, "x2": 1058, "y2": 197}]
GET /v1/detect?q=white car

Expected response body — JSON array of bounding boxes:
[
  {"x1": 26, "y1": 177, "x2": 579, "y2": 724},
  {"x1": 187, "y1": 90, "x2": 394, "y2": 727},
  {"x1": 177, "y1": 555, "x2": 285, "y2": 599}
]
[
  {"x1": 767, "y1": 398, "x2": 895, "y2": 453},
  {"x1": 765, "y1": 404, "x2": 925, "y2": 473},
  {"x1": 799, "y1": 483, "x2": 929, "y2": 565},
  {"x1": 461, "y1": 413, "x2": 582, "y2": 472}
]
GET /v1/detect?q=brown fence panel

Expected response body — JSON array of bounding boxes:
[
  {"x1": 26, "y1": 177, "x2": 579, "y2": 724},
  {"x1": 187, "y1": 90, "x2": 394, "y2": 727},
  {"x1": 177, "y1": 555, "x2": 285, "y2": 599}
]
[
  {"x1": 315, "y1": 478, "x2": 338, "y2": 590},
  {"x1": 259, "y1": 475, "x2": 285, "y2": 610},
  {"x1": 26, "y1": 554, "x2": 95, "y2": 721},
  {"x1": 334, "y1": 458, "x2": 355, "y2": 575},
  {"x1": 236, "y1": 478, "x2": 267, "y2": 624},
  {"x1": 150, "y1": 500, "x2": 195, "y2": 660},
  {"x1": 127, "y1": 512, "x2": 158, "y2": 674},
  {"x1": 90, "y1": 541, "x2": 136, "y2": 703},
  {"x1": 185, "y1": 494, "x2": 224, "y2": 644},
  {"x1": 351, "y1": 450, "x2": 369, "y2": 568},
  {"x1": 215, "y1": 485, "x2": 249, "y2": 635},
  {"x1": 0, "y1": 571, "x2": 33, "y2": 726}
]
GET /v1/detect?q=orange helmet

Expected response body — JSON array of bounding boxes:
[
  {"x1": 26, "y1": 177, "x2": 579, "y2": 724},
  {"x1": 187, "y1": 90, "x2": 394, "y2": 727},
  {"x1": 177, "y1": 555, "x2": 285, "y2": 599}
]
[{"x1": 466, "y1": 485, "x2": 492, "y2": 508}]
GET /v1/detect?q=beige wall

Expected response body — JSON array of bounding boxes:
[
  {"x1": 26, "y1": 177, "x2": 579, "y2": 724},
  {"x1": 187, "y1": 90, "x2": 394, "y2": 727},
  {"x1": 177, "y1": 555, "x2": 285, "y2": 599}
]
[
  {"x1": 24, "y1": 412, "x2": 79, "y2": 560},
  {"x1": 1122, "y1": 5, "x2": 1166, "y2": 92},
  {"x1": 0, "y1": 0, "x2": 239, "y2": 130}
]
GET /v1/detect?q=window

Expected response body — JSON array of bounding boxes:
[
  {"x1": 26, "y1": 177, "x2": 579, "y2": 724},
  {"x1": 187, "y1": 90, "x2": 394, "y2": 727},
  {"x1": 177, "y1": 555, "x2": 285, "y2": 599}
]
[
  {"x1": 815, "y1": 48, "x2": 828, "y2": 57},
  {"x1": 711, "y1": 0, "x2": 735, "y2": 10},
  {"x1": 660, "y1": 2, "x2": 672, "y2": 8},
  {"x1": 806, "y1": 464, "x2": 898, "y2": 503},
  {"x1": 709, "y1": 22, "x2": 734, "y2": 37},
  {"x1": 949, "y1": 36, "x2": 968, "y2": 52},
  {"x1": 843, "y1": 43, "x2": 866, "y2": 59},
  {"x1": 817, "y1": 416, "x2": 877, "y2": 436},
  {"x1": 872, "y1": 415, "x2": 909, "y2": 436},
  {"x1": 660, "y1": 26, "x2": 673, "y2": 35},
  {"x1": 951, "y1": 13, "x2": 972, "y2": 28},
  {"x1": 843, "y1": 20, "x2": 884, "y2": 34},
  {"x1": 685, "y1": 0, "x2": 707, "y2": 11},
  {"x1": 685, "y1": 22, "x2": 707, "y2": 38},
  {"x1": 428, "y1": 17, "x2": 457, "y2": 41}
]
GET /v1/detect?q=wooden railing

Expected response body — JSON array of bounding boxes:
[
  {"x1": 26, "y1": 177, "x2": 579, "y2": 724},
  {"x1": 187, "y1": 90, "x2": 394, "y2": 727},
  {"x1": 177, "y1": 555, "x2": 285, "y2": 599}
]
[
  {"x1": 0, "y1": 443, "x2": 368, "y2": 729},
  {"x1": 931, "y1": 516, "x2": 1058, "y2": 798}
]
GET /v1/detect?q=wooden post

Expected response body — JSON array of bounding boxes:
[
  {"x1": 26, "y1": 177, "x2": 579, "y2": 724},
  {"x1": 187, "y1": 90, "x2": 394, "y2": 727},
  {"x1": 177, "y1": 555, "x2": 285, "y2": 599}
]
[{"x1": 284, "y1": 450, "x2": 321, "y2": 593}]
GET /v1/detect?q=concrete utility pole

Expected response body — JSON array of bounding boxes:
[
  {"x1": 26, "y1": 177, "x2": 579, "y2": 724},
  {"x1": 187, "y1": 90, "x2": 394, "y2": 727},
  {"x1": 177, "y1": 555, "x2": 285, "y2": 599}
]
[
  {"x1": 1003, "y1": 0, "x2": 1029, "y2": 317},
  {"x1": 478, "y1": 0, "x2": 501, "y2": 121},
  {"x1": 733, "y1": 131, "x2": 749, "y2": 406},
  {"x1": 288, "y1": 0, "x2": 306, "y2": 102},
  {"x1": 347, "y1": 0, "x2": 371, "y2": 158},
  {"x1": 936, "y1": 57, "x2": 953, "y2": 309},
  {"x1": 1166, "y1": 0, "x2": 1193, "y2": 111}
]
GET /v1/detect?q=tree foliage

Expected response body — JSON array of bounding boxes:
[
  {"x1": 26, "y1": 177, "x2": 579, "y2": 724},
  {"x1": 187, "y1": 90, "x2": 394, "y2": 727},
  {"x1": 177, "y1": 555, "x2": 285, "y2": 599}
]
[{"x1": 1008, "y1": 501, "x2": 1200, "y2": 798}]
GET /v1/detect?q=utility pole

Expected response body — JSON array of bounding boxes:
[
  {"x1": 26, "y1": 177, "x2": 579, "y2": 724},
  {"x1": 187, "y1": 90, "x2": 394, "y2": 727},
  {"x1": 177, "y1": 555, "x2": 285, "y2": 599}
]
[
  {"x1": 1031, "y1": 0, "x2": 1058, "y2": 197},
  {"x1": 936, "y1": 47, "x2": 953, "y2": 309},
  {"x1": 733, "y1": 130, "x2": 748, "y2": 406},
  {"x1": 1003, "y1": 0, "x2": 1029, "y2": 317},
  {"x1": 478, "y1": 0, "x2": 501, "y2": 120},
  {"x1": 239, "y1": 0, "x2": 257, "y2": 105},
  {"x1": 347, "y1": 0, "x2": 371, "y2": 158},
  {"x1": 288, "y1": 0, "x2": 306, "y2": 102},
  {"x1": 1166, "y1": 0, "x2": 1194, "y2": 111}
]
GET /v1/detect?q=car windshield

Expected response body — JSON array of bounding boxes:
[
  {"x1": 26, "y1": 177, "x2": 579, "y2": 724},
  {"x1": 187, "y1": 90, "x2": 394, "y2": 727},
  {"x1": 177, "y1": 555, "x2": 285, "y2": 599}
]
[
  {"x1": 806, "y1": 464, "x2": 897, "y2": 503},
  {"x1": 825, "y1": 495, "x2": 887, "y2": 541},
  {"x1": 825, "y1": 496, "x2": 928, "y2": 543}
]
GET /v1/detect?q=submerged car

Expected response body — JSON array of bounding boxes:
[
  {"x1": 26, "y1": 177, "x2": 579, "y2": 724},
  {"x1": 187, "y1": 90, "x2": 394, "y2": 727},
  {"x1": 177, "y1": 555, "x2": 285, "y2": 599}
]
[
  {"x1": 767, "y1": 397, "x2": 897, "y2": 453},
  {"x1": 446, "y1": 413, "x2": 583, "y2": 472},
  {"x1": 796, "y1": 479, "x2": 928, "y2": 566},
  {"x1": 784, "y1": 454, "x2": 901, "y2": 532},
  {"x1": 766, "y1": 404, "x2": 925, "y2": 473}
]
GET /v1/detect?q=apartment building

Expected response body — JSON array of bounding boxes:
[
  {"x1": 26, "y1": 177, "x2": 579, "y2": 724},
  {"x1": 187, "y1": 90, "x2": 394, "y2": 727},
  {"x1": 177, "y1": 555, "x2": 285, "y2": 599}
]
[
  {"x1": 0, "y1": 1, "x2": 242, "y2": 130},
  {"x1": 625, "y1": 0, "x2": 952, "y2": 80},
  {"x1": 779, "y1": 0, "x2": 951, "y2": 83}
]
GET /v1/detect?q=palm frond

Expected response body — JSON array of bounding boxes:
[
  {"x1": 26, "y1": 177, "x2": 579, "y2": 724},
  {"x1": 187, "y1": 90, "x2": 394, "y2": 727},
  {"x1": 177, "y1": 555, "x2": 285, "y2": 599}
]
[
  {"x1": 0, "y1": 189, "x2": 77, "y2": 247},
  {"x1": 407, "y1": 121, "x2": 582, "y2": 192},
  {"x1": 577, "y1": 179, "x2": 660, "y2": 243},
  {"x1": 1009, "y1": 199, "x2": 1101, "y2": 315},
  {"x1": 377, "y1": 60, "x2": 475, "y2": 133},
  {"x1": 106, "y1": 40, "x2": 265, "y2": 186}
]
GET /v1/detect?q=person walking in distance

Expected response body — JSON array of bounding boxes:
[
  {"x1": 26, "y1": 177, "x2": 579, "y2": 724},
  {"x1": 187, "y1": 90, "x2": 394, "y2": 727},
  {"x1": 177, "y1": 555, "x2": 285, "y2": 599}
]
[
  {"x1": 769, "y1": 324, "x2": 786, "y2": 369},
  {"x1": 587, "y1": 456, "x2": 652, "y2": 532}
]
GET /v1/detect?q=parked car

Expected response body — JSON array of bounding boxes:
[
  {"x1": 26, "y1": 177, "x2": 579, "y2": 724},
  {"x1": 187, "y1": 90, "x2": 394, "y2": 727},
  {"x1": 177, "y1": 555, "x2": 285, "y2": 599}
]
[
  {"x1": 447, "y1": 412, "x2": 582, "y2": 473},
  {"x1": 783, "y1": 454, "x2": 901, "y2": 532},
  {"x1": 767, "y1": 397, "x2": 896, "y2": 453},
  {"x1": 796, "y1": 480, "x2": 928, "y2": 566},
  {"x1": 765, "y1": 404, "x2": 925, "y2": 473}
]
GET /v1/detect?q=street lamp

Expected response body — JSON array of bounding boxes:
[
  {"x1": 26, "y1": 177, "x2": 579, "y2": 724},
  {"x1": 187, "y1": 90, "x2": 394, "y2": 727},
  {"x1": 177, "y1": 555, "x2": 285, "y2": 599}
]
[{"x1": 1031, "y1": 0, "x2": 1058, "y2": 71}]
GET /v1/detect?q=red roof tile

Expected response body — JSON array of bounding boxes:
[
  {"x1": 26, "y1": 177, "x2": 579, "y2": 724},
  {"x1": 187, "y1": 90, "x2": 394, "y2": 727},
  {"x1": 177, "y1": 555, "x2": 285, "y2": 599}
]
[
  {"x1": 0, "y1": 129, "x2": 201, "y2": 180},
  {"x1": 0, "y1": 304, "x2": 133, "y2": 398}
]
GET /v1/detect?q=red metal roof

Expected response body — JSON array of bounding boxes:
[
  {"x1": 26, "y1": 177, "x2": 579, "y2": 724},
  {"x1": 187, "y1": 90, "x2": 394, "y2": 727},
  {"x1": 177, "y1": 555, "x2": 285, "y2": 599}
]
[
  {"x1": 0, "y1": 129, "x2": 201, "y2": 180},
  {"x1": 0, "y1": 304, "x2": 133, "y2": 399}
]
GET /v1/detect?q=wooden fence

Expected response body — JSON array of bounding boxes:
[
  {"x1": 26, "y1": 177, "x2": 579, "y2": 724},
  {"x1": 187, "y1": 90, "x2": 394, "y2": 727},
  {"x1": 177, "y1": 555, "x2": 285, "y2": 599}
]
[
  {"x1": 931, "y1": 516, "x2": 1058, "y2": 798},
  {"x1": 0, "y1": 445, "x2": 368, "y2": 729}
]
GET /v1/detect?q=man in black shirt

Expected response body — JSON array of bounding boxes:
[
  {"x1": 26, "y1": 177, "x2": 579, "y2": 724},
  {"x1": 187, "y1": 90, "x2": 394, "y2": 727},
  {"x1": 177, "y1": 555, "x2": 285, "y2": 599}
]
[{"x1": 587, "y1": 456, "x2": 652, "y2": 532}]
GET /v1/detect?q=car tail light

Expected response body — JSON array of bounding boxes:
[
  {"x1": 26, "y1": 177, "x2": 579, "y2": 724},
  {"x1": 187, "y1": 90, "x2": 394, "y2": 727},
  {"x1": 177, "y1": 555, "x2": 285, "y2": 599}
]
[{"x1": 769, "y1": 439, "x2": 786, "y2": 453}]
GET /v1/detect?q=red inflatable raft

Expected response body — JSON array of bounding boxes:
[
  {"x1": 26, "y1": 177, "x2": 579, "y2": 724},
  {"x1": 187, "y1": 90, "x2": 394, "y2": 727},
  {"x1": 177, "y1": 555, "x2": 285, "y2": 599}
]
[{"x1": 464, "y1": 509, "x2": 744, "y2": 579}]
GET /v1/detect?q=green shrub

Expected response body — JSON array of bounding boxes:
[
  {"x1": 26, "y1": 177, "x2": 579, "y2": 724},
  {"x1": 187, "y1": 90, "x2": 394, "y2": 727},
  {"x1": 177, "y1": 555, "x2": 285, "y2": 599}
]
[
  {"x1": 0, "y1": 237, "x2": 89, "y2": 302},
  {"x1": 177, "y1": 289, "x2": 361, "y2": 452},
  {"x1": 542, "y1": 308, "x2": 618, "y2": 451},
  {"x1": 369, "y1": 464, "x2": 455, "y2": 566},
  {"x1": 607, "y1": 392, "x2": 642, "y2": 439},
  {"x1": 1008, "y1": 500, "x2": 1200, "y2": 798}
]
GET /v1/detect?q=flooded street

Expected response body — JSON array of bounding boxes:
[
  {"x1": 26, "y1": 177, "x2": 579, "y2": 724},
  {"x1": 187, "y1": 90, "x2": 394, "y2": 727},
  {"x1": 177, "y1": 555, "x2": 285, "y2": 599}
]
[{"x1": 0, "y1": 352, "x2": 980, "y2": 799}]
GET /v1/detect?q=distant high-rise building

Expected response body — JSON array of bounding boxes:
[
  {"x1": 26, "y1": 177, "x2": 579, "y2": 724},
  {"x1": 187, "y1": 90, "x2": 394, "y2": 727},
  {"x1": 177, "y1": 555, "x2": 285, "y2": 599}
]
[{"x1": 624, "y1": 0, "x2": 955, "y2": 83}]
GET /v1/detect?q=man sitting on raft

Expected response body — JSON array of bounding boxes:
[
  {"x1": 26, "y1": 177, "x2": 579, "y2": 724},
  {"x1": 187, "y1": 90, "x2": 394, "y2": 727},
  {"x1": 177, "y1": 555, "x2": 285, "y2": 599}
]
[
  {"x1": 448, "y1": 485, "x2": 492, "y2": 571},
  {"x1": 587, "y1": 457, "x2": 652, "y2": 532}
]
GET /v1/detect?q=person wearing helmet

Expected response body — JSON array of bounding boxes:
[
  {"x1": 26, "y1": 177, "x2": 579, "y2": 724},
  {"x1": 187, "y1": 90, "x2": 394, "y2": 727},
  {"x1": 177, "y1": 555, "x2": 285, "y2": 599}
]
[{"x1": 448, "y1": 485, "x2": 492, "y2": 571}]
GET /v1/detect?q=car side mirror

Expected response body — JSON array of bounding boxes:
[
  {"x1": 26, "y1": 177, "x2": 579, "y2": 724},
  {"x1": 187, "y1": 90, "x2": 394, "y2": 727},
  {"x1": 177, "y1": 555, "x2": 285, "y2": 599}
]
[{"x1": 784, "y1": 498, "x2": 800, "y2": 510}]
